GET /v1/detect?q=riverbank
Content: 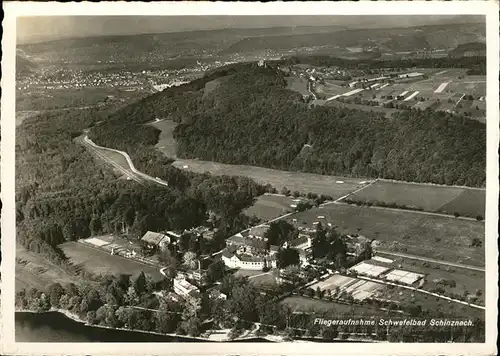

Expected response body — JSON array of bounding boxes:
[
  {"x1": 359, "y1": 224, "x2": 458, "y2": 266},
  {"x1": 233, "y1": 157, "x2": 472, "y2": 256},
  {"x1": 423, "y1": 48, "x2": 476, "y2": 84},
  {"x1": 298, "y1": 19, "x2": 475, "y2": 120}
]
[{"x1": 15, "y1": 309, "x2": 277, "y2": 342}]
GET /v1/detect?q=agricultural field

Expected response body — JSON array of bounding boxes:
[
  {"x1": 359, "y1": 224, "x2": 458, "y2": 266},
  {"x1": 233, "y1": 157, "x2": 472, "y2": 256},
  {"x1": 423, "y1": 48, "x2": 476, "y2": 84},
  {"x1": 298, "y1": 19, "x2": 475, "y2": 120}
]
[
  {"x1": 286, "y1": 203, "x2": 484, "y2": 266},
  {"x1": 16, "y1": 87, "x2": 148, "y2": 112},
  {"x1": 314, "y1": 80, "x2": 346, "y2": 99},
  {"x1": 172, "y1": 159, "x2": 367, "y2": 198},
  {"x1": 244, "y1": 194, "x2": 296, "y2": 221},
  {"x1": 149, "y1": 119, "x2": 178, "y2": 158},
  {"x1": 285, "y1": 76, "x2": 310, "y2": 96},
  {"x1": 321, "y1": 68, "x2": 486, "y2": 121},
  {"x1": 150, "y1": 116, "x2": 369, "y2": 197},
  {"x1": 16, "y1": 245, "x2": 77, "y2": 292},
  {"x1": 383, "y1": 286, "x2": 484, "y2": 319},
  {"x1": 373, "y1": 254, "x2": 485, "y2": 306},
  {"x1": 438, "y1": 188, "x2": 486, "y2": 218},
  {"x1": 280, "y1": 295, "x2": 393, "y2": 316},
  {"x1": 59, "y1": 241, "x2": 164, "y2": 283},
  {"x1": 344, "y1": 180, "x2": 485, "y2": 218}
]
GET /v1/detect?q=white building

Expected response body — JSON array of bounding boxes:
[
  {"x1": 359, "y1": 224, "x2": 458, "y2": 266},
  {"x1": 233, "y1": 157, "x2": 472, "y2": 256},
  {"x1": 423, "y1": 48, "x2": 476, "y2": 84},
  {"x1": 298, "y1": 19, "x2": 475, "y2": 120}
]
[
  {"x1": 173, "y1": 276, "x2": 200, "y2": 299},
  {"x1": 221, "y1": 249, "x2": 277, "y2": 270}
]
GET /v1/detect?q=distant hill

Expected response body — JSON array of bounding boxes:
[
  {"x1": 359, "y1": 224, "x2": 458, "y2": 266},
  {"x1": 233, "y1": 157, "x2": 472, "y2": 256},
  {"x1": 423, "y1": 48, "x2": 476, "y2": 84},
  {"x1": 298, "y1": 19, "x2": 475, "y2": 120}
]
[
  {"x1": 17, "y1": 26, "x2": 346, "y2": 65},
  {"x1": 222, "y1": 23, "x2": 485, "y2": 55},
  {"x1": 448, "y1": 42, "x2": 487, "y2": 57},
  {"x1": 16, "y1": 52, "x2": 38, "y2": 76},
  {"x1": 18, "y1": 22, "x2": 485, "y2": 65}
]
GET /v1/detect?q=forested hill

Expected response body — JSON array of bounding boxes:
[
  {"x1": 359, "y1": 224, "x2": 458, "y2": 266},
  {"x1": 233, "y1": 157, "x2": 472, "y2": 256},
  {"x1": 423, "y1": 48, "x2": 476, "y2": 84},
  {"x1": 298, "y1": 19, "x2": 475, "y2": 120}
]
[{"x1": 91, "y1": 62, "x2": 485, "y2": 188}]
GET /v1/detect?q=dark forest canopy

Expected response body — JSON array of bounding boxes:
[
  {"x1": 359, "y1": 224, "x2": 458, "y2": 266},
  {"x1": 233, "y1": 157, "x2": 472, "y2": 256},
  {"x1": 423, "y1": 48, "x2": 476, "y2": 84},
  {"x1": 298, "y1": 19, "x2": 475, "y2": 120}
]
[
  {"x1": 88, "y1": 61, "x2": 485, "y2": 188},
  {"x1": 16, "y1": 102, "x2": 265, "y2": 269}
]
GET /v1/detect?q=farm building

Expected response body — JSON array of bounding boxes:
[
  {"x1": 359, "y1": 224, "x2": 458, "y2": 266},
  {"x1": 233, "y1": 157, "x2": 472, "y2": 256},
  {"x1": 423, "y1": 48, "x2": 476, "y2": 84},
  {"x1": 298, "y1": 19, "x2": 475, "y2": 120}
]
[
  {"x1": 285, "y1": 235, "x2": 312, "y2": 250},
  {"x1": 398, "y1": 72, "x2": 424, "y2": 79},
  {"x1": 141, "y1": 231, "x2": 170, "y2": 248}
]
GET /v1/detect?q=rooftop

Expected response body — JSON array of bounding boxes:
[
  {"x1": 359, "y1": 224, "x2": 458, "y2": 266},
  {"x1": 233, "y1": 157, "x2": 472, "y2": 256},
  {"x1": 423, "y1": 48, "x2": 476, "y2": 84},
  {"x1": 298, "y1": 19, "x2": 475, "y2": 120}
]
[
  {"x1": 141, "y1": 231, "x2": 168, "y2": 245},
  {"x1": 289, "y1": 235, "x2": 310, "y2": 248}
]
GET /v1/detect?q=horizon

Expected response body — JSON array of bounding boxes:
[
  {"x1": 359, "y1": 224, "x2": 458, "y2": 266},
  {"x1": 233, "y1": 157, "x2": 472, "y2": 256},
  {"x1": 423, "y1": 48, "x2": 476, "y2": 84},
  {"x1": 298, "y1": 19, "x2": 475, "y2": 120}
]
[{"x1": 17, "y1": 15, "x2": 484, "y2": 45}]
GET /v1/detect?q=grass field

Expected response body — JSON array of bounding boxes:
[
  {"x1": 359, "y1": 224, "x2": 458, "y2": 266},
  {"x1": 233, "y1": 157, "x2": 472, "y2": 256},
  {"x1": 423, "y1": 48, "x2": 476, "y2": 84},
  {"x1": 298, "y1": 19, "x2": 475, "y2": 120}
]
[
  {"x1": 149, "y1": 117, "x2": 367, "y2": 197},
  {"x1": 374, "y1": 255, "x2": 485, "y2": 306},
  {"x1": 314, "y1": 81, "x2": 346, "y2": 98},
  {"x1": 287, "y1": 204, "x2": 484, "y2": 266},
  {"x1": 244, "y1": 194, "x2": 295, "y2": 220},
  {"x1": 149, "y1": 119, "x2": 178, "y2": 158},
  {"x1": 437, "y1": 189, "x2": 486, "y2": 218},
  {"x1": 59, "y1": 241, "x2": 164, "y2": 283},
  {"x1": 344, "y1": 180, "x2": 485, "y2": 217},
  {"x1": 173, "y1": 159, "x2": 367, "y2": 198},
  {"x1": 383, "y1": 287, "x2": 484, "y2": 319},
  {"x1": 16, "y1": 245, "x2": 77, "y2": 292},
  {"x1": 285, "y1": 76, "x2": 310, "y2": 96},
  {"x1": 280, "y1": 296, "x2": 391, "y2": 316}
]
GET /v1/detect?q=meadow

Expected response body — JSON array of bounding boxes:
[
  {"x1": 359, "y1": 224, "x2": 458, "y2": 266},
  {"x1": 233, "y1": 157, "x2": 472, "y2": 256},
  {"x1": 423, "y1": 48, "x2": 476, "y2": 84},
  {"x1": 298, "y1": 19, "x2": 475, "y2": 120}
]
[
  {"x1": 287, "y1": 203, "x2": 485, "y2": 266},
  {"x1": 172, "y1": 159, "x2": 366, "y2": 198},
  {"x1": 344, "y1": 180, "x2": 485, "y2": 217},
  {"x1": 148, "y1": 119, "x2": 178, "y2": 158},
  {"x1": 59, "y1": 241, "x2": 164, "y2": 283},
  {"x1": 244, "y1": 194, "x2": 296, "y2": 221}
]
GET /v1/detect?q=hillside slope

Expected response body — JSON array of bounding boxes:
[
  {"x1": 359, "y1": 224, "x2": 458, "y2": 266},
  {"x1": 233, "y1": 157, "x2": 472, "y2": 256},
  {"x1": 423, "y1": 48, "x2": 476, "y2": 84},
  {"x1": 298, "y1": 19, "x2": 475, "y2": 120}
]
[{"x1": 90, "y1": 62, "x2": 486, "y2": 188}]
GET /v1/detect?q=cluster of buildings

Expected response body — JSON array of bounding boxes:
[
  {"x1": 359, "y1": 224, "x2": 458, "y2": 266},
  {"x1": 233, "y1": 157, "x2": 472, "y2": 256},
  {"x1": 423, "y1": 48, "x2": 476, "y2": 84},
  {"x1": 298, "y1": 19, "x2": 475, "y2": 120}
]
[{"x1": 221, "y1": 224, "x2": 315, "y2": 271}]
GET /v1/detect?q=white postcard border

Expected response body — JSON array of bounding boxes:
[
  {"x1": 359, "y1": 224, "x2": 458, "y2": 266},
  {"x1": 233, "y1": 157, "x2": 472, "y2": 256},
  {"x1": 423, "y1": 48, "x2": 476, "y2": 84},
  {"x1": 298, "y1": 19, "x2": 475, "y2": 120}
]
[{"x1": 1, "y1": 1, "x2": 498, "y2": 355}]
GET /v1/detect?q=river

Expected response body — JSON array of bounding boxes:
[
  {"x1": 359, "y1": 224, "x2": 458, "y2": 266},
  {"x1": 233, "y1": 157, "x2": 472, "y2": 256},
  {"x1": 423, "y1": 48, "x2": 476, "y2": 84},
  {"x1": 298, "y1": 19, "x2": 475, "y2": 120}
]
[
  {"x1": 16, "y1": 311, "x2": 205, "y2": 342},
  {"x1": 15, "y1": 312, "x2": 273, "y2": 343}
]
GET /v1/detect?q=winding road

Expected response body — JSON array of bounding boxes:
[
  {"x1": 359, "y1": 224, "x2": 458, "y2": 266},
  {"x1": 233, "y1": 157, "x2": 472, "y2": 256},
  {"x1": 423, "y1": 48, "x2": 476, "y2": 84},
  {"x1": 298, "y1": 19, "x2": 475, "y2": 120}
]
[{"x1": 78, "y1": 135, "x2": 170, "y2": 188}]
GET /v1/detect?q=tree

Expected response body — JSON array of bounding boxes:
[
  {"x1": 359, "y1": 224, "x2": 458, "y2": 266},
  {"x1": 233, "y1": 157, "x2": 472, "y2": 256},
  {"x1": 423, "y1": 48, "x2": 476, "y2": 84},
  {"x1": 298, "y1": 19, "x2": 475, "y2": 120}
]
[
  {"x1": 134, "y1": 271, "x2": 147, "y2": 295},
  {"x1": 183, "y1": 251, "x2": 198, "y2": 270},
  {"x1": 207, "y1": 260, "x2": 226, "y2": 284},
  {"x1": 156, "y1": 305, "x2": 181, "y2": 334},
  {"x1": 47, "y1": 282, "x2": 65, "y2": 308},
  {"x1": 281, "y1": 265, "x2": 303, "y2": 287},
  {"x1": 470, "y1": 237, "x2": 482, "y2": 247},
  {"x1": 276, "y1": 248, "x2": 300, "y2": 269},
  {"x1": 281, "y1": 187, "x2": 291, "y2": 196},
  {"x1": 159, "y1": 248, "x2": 178, "y2": 279},
  {"x1": 292, "y1": 191, "x2": 300, "y2": 198},
  {"x1": 264, "y1": 220, "x2": 297, "y2": 246},
  {"x1": 124, "y1": 286, "x2": 140, "y2": 306}
]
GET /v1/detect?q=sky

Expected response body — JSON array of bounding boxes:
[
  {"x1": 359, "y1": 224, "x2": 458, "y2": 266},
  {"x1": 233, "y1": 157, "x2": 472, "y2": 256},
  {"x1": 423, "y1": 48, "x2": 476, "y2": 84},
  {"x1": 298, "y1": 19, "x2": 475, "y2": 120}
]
[{"x1": 17, "y1": 15, "x2": 484, "y2": 44}]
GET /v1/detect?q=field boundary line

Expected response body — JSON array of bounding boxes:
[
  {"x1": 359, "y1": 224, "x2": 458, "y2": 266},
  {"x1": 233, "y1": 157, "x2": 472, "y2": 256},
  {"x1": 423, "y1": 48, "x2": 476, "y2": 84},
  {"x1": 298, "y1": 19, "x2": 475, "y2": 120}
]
[
  {"x1": 334, "y1": 200, "x2": 481, "y2": 222},
  {"x1": 321, "y1": 178, "x2": 380, "y2": 205},
  {"x1": 376, "y1": 178, "x2": 485, "y2": 191},
  {"x1": 374, "y1": 250, "x2": 485, "y2": 272}
]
